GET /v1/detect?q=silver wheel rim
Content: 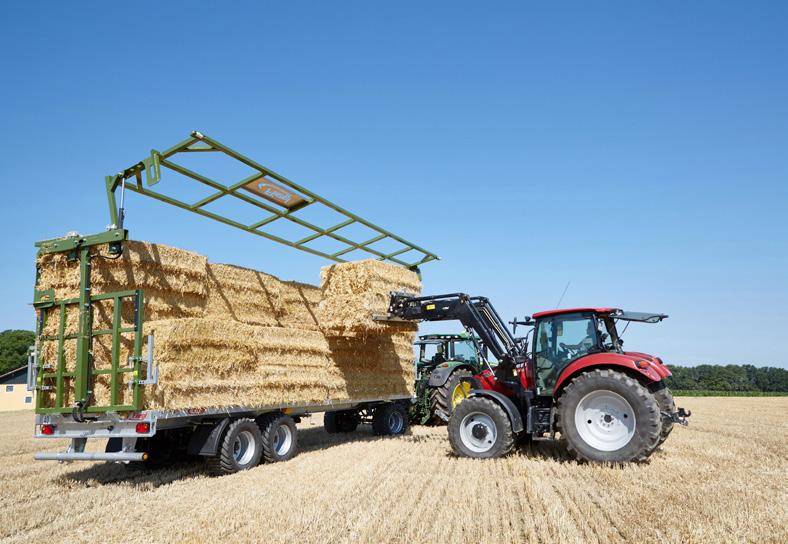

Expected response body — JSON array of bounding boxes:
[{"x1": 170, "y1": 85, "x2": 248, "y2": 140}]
[
  {"x1": 273, "y1": 424, "x2": 293, "y2": 456},
  {"x1": 233, "y1": 430, "x2": 256, "y2": 465},
  {"x1": 387, "y1": 411, "x2": 404, "y2": 434},
  {"x1": 574, "y1": 390, "x2": 636, "y2": 451},
  {"x1": 459, "y1": 411, "x2": 497, "y2": 453}
]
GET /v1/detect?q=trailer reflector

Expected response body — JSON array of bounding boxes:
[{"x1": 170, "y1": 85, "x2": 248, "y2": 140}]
[
  {"x1": 135, "y1": 422, "x2": 150, "y2": 434},
  {"x1": 40, "y1": 424, "x2": 55, "y2": 435}
]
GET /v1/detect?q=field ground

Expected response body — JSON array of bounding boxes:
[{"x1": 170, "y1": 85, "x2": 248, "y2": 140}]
[{"x1": 0, "y1": 397, "x2": 785, "y2": 544}]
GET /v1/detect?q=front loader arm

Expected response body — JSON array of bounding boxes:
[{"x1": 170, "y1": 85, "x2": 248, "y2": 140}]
[{"x1": 388, "y1": 293, "x2": 522, "y2": 372}]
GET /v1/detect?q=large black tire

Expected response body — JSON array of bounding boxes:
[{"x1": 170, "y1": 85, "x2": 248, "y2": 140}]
[
  {"x1": 207, "y1": 418, "x2": 263, "y2": 475},
  {"x1": 556, "y1": 369, "x2": 661, "y2": 463},
  {"x1": 372, "y1": 403, "x2": 409, "y2": 436},
  {"x1": 651, "y1": 382, "x2": 675, "y2": 446},
  {"x1": 429, "y1": 369, "x2": 473, "y2": 423},
  {"x1": 448, "y1": 397, "x2": 514, "y2": 459},
  {"x1": 260, "y1": 414, "x2": 299, "y2": 463},
  {"x1": 324, "y1": 410, "x2": 359, "y2": 433}
]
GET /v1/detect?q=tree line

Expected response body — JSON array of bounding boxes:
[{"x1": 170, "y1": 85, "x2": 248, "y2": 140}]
[
  {"x1": 665, "y1": 364, "x2": 788, "y2": 393},
  {"x1": 1, "y1": 329, "x2": 786, "y2": 392}
]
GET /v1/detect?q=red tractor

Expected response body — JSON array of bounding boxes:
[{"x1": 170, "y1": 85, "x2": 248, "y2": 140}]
[{"x1": 388, "y1": 293, "x2": 690, "y2": 462}]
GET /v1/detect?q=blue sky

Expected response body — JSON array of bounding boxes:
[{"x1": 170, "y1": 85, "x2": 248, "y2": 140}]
[{"x1": 0, "y1": 2, "x2": 785, "y2": 367}]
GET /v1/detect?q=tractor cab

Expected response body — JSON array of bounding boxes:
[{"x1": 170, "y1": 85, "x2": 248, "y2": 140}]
[
  {"x1": 416, "y1": 333, "x2": 484, "y2": 371},
  {"x1": 529, "y1": 308, "x2": 668, "y2": 394}
]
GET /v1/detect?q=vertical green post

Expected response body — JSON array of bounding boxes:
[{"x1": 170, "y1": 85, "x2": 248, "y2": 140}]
[
  {"x1": 110, "y1": 295, "x2": 122, "y2": 406},
  {"x1": 132, "y1": 290, "x2": 144, "y2": 409},
  {"x1": 74, "y1": 247, "x2": 92, "y2": 405},
  {"x1": 55, "y1": 304, "x2": 66, "y2": 407}
]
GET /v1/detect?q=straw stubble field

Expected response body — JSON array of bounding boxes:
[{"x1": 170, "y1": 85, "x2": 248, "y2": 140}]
[{"x1": 0, "y1": 397, "x2": 785, "y2": 544}]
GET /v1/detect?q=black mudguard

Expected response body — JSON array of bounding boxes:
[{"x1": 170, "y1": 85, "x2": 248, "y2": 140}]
[{"x1": 468, "y1": 389, "x2": 524, "y2": 433}]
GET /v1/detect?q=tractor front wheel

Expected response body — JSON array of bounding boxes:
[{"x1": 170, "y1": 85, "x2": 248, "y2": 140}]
[
  {"x1": 430, "y1": 369, "x2": 473, "y2": 423},
  {"x1": 556, "y1": 369, "x2": 661, "y2": 463},
  {"x1": 448, "y1": 397, "x2": 514, "y2": 459}
]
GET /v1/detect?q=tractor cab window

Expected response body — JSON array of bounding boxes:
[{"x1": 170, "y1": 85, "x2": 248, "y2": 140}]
[
  {"x1": 452, "y1": 341, "x2": 479, "y2": 364},
  {"x1": 533, "y1": 313, "x2": 601, "y2": 393}
]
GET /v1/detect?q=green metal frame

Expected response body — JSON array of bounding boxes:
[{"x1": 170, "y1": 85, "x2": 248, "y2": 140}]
[
  {"x1": 105, "y1": 131, "x2": 439, "y2": 270},
  {"x1": 33, "y1": 231, "x2": 146, "y2": 414}
]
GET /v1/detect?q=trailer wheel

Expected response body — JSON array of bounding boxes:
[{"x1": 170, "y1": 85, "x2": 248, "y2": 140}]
[
  {"x1": 448, "y1": 396, "x2": 514, "y2": 459},
  {"x1": 372, "y1": 403, "x2": 408, "y2": 436},
  {"x1": 324, "y1": 410, "x2": 359, "y2": 433},
  {"x1": 260, "y1": 414, "x2": 298, "y2": 463},
  {"x1": 208, "y1": 418, "x2": 263, "y2": 475},
  {"x1": 556, "y1": 369, "x2": 661, "y2": 463}
]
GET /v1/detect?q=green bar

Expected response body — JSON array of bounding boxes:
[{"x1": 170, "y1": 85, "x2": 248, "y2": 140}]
[
  {"x1": 331, "y1": 234, "x2": 386, "y2": 258},
  {"x1": 109, "y1": 296, "x2": 122, "y2": 406},
  {"x1": 198, "y1": 134, "x2": 439, "y2": 262},
  {"x1": 381, "y1": 246, "x2": 413, "y2": 260},
  {"x1": 295, "y1": 218, "x2": 355, "y2": 246},
  {"x1": 191, "y1": 172, "x2": 261, "y2": 209},
  {"x1": 248, "y1": 215, "x2": 282, "y2": 230},
  {"x1": 132, "y1": 290, "x2": 144, "y2": 410},
  {"x1": 105, "y1": 176, "x2": 119, "y2": 227},
  {"x1": 124, "y1": 184, "x2": 350, "y2": 263},
  {"x1": 159, "y1": 135, "x2": 199, "y2": 159},
  {"x1": 55, "y1": 304, "x2": 66, "y2": 408},
  {"x1": 74, "y1": 247, "x2": 91, "y2": 406}
]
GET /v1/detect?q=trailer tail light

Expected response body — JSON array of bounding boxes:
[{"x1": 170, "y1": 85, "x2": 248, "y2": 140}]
[
  {"x1": 135, "y1": 422, "x2": 150, "y2": 434},
  {"x1": 40, "y1": 424, "x2": 55, "y2": 435}
]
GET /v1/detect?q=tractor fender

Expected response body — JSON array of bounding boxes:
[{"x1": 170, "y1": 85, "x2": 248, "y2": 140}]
[
  {"x1": 428, "y1": 364, "x2": 474, "y2": 387},
  {"x1": 553, "y1": 352, "x2": 668, "y2": 396},
  {"x1": 187, "y1": 418, "x2": 231, "y2": 456},
  {"x1": 467, "y1": 390, "x2": 524, "y2": 434}
]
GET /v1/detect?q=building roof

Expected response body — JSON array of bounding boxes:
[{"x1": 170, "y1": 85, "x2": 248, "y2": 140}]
[{"x1": 0, "y1": 366, "x2": 27, "y2": 385}]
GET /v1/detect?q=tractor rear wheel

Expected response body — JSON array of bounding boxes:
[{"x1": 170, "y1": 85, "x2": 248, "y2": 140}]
[
  {"x1": 651, "y1": 382, "x2": 675, "y2": 446},
  {"x1": 556, "y1": 369, "x2": 661, "y2": 463},
  {"x1": 430, "y1": 369, "x2": 473, "y2": 423},
  {"x1": 448, "y1": 397, "x2": 514, "y2": 459}
]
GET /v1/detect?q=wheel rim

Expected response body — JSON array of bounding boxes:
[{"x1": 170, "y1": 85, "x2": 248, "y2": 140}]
[
  {"x1": 451, "y1": 382, "x2": 472, "y2": 409},
  {"x1": 387, "y1": 410, "x2": 404, "y2": 434},
  {"x1": 459, "y1": 412, "x2": 497, "y2": 453},
  {"x1": 574, "y1": 390, "x2": 636, "y2": 451},
  {"x1": 233, "y1": 430, "x2": 256, "y2": 465},
  {"x1": 272, "y1": 424, "x2": 293, "y2": 456}
]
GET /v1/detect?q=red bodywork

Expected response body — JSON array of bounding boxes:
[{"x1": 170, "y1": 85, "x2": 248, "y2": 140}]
[{"x1": 474, "y1": 308, "x2": 672, "y2": 396}]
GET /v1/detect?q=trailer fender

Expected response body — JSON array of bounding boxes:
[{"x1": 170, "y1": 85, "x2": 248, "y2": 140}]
[
  {"x1": 467, "y1": 390, "x2": 524, "y2": 433},
  {"x1": 428, "y1": 364, "x2": 474, "y2": 387},
  {"x1": 187, "y1": 418, "x2": 231, "y2": 456}
]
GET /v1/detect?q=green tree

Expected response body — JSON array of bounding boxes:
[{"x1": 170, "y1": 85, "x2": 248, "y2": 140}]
[{"x1": 0, "y1": 330, "x2": 35, "y2": 375}]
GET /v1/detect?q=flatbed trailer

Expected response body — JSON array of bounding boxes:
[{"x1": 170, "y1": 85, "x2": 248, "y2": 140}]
[{"x1": 29, "y1": 132, "x2": 437, "y2": 473}]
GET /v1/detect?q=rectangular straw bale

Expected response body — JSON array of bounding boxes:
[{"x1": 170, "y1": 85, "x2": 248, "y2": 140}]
[
  {"x1": 276, "y1": 281, "x2": 322, "y2": 331},
  {"x1": 205, "y1": 263, "x2": 282, "y2": 326},
  {"x1": 325, "y1": 330, "x2": 416, "y2": 399},
  {"x1": 37, "y1": 240, "x2": 209, "y2": 320},
  {"x1": 318, "y1": 259, "x2": 421, "y2": 336}
]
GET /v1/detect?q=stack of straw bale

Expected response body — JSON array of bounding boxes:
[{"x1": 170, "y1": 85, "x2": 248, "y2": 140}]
[{"x1": 35, "y1": 240, "x2": 420, "y2": 410}]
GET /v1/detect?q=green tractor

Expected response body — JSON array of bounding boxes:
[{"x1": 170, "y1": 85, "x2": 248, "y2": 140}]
[{"x1": 411, "y1": 333, "x2": 486, "y2": 424}]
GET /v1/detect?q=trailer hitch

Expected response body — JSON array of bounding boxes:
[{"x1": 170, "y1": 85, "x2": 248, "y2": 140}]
[{"x1": 663, "y1": 407, "x2": 691, "y2": 426}]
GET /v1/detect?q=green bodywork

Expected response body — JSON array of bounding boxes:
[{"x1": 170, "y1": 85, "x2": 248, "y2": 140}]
[
  {"x1": 411, "y1": 333, "x2": 485, "y2": 424},
  {"x1": 32, "y1": 132, "x2": 438, "y2": 415}
]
